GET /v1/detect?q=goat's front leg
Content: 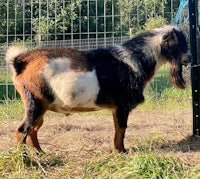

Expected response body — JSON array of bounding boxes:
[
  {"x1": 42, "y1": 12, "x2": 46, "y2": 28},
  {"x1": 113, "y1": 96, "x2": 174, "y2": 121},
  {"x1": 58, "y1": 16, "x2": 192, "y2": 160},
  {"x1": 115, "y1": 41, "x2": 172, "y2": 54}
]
[{"x1": 112, "y1": 107, "x2": 129, "y2": 153}]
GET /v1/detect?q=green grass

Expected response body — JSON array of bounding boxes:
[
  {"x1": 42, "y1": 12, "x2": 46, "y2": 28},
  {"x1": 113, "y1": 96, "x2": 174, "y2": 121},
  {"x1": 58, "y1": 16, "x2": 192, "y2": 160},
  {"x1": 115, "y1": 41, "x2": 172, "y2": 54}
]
[
  {"x1": 0, "y1": 69, "x2": 12, "y2": 83},
  {"x1": 84, "y1": 152, "x2": 193, "y2": 179},
  {"x1": 141, "y1": 66, "x2": 191, "y2": 110},
  {"x1": 83, "y1": 136, "x2": 198, "y2": 179},
  {"x1": 0, "y1": 69, "x2": 19, "y2": 101},
  {"x1": 0, "y1": 84, "x2": 20, "y2": 101},
  {"x1": 0, "y1": 146, "x2": 66, "y2": 179},
  {"x1": 0, "y1": 100, "x2": 23, "y2": 121},
  {"x1": 1, "y1": 139, "x2": 200, "y2": 179}
]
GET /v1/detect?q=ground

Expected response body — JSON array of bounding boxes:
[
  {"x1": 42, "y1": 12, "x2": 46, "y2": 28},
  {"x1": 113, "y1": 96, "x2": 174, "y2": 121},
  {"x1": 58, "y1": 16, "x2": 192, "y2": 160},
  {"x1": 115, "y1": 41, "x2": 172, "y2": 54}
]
[{"x1": 1, "y1": 105, "x2": 199, "y2": 167}]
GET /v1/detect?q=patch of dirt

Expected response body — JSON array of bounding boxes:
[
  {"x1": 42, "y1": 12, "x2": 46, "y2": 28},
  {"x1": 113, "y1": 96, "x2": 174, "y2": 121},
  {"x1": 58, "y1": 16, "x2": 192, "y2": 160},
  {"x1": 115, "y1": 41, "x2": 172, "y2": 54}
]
[{"x1": 1, "y1": 108, "x2": 200, "y2": 164}]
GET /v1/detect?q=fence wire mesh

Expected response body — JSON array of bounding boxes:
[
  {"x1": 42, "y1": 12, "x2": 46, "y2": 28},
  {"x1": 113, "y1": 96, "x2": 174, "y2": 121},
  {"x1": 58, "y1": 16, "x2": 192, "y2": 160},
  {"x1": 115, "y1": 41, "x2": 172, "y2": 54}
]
[{"x1": 0, "y1": 0, "x2": 188, "y2": 101}]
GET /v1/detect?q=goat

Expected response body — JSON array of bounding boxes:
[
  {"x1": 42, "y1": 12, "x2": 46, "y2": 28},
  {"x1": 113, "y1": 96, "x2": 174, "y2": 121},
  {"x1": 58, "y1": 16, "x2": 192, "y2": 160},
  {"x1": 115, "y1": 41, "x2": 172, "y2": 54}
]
[{"x1": 6, "y1": 25, "x2": 192, "y2": 153}]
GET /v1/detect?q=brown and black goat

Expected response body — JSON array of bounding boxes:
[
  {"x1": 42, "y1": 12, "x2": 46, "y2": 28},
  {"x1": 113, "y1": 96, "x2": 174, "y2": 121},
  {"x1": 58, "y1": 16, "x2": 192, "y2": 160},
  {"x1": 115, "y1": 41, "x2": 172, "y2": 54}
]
[{"x1": 6, "y1": 25, "x2": 192, "y2": 153}]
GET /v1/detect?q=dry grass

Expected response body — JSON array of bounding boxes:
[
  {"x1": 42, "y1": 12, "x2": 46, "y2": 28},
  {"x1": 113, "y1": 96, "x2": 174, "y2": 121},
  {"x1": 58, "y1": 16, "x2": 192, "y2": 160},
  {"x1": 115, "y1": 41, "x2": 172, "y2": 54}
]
[
  {"x1": 0, "y1": 104, "x2": 198, "y2": 159},
  {"x1": 1, "y1": 101, "x2": 200, "y2": 178},
  {"x1": 0, "y1": 107, "x2": 194, "y2": 154}
]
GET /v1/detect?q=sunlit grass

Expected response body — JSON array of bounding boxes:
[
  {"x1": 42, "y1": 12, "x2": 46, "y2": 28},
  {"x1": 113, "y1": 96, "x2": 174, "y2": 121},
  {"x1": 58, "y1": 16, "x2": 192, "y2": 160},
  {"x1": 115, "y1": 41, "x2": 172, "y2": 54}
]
[
  {"x1": 0, "y1": 100, "x2": 23, "y2": 121},
  {"x1": 1, "y1": 137, "x2": 200, "y2": 179},
  {"x1": 83, "y1": 136, "x2": 198, "y2": 179},
  {"x1": 83, "y1": 152, "x2": 193, "y2": 179},
  {"x1": 0, "y1": 146, "x2": 66, "y2": 179},
  {"x1": 0, "y1": 69, "x2": 12, "y2": 83},
  {"x1": 140, "y1": 65, "x2": 192, "y2": 110},
  {"x1": 82, "y1": 136, "x2": 199, "y2": 179},
  {"x1": 141, "y1": 86, "x2": 192, "y2": 110}
]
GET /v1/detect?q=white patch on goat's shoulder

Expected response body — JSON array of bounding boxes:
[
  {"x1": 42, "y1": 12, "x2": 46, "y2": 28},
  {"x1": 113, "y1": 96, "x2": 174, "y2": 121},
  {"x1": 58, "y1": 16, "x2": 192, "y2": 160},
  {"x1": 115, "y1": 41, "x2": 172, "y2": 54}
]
[
  {"x1": 115, "y1": 46, "x2": 140, "y2": 72},
  {"x1": 42, "y1": 57, "x2": 100, "y2": 112}
]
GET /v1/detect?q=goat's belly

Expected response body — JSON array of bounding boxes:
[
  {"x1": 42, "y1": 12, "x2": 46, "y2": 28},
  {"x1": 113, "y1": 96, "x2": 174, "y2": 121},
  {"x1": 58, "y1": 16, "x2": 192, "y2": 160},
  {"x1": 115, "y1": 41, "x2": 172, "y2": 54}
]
[{"x1": 48, "y1": 103, "x2": 101, "y2": 114}]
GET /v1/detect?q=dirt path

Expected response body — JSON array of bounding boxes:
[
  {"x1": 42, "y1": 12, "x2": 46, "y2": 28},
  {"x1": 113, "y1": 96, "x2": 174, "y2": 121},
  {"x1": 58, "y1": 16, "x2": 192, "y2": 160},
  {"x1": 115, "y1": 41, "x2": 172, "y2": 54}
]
[{"x1": 1, "y1": 108, "x2": 200, "y2": 164}]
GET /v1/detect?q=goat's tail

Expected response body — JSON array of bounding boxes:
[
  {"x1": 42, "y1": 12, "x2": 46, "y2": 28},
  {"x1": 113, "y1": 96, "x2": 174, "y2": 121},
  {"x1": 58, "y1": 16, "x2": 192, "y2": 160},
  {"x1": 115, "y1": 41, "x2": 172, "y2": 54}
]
[{"x1": 5, "y1": 46, "x2": 28, "y2": 75}]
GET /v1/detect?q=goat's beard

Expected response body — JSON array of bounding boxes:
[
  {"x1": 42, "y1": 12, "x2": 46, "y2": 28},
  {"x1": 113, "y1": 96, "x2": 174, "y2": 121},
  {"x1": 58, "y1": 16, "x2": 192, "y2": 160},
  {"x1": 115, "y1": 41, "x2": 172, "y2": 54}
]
[{"x1": 170, "y1": 60, "x2": 186, "y2": 89}]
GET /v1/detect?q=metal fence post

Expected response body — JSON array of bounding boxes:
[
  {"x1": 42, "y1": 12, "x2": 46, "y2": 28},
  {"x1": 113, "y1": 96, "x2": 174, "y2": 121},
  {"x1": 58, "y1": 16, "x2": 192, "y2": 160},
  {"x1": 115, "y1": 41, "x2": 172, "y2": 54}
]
[{"x1": 189, "y1": 0, "x2": 200, "y2": 136}]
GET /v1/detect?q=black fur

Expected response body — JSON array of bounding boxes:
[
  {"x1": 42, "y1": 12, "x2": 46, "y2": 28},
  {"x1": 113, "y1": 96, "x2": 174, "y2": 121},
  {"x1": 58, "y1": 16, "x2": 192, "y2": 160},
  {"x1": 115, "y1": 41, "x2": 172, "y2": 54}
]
[
  {"x1": 40, "y1": 79, "x2": 55, "y2": 103},
  {"x1": 8, "y1": 26, "x2": 191, "y2": 152},
  {"x1": 87, "y1": 47, "x2": 146, "y2": 105},
  {"x1": 13, "y1": 57, "x2": 27, "y2": 75},
  {"x1": 18, "y1": 88, "x2": 44, "y2": 134},
  {"x1": 86, "y1": 48, "x2": 147, "y2": 128},
  {"x1": 83, "y1": 28, "x2": 190, "y2": 128}
]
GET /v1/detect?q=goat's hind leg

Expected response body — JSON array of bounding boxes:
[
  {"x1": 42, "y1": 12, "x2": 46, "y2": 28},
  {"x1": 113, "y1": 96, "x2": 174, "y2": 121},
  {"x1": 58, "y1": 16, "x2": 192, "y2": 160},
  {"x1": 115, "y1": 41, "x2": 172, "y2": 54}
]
[
  {"x1": 16, "y1": 89, "x2": 45, "y2": 152},
  {"x1": 26, "y1": 116, "x2": 44, "y2": 152}
]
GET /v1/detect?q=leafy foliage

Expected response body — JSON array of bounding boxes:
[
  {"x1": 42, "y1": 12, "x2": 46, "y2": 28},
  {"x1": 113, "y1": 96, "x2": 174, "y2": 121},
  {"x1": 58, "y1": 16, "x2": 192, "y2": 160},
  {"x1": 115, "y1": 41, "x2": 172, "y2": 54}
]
[
  {"x1": 0, "y1": 0, "x2": 180, "y2": 43},
  {"x1": 144, "y1": 16, "x2": 166, "y2": 30},
  {"x1": 32, "y1": 0, "x2": 81, "y2": 41}
]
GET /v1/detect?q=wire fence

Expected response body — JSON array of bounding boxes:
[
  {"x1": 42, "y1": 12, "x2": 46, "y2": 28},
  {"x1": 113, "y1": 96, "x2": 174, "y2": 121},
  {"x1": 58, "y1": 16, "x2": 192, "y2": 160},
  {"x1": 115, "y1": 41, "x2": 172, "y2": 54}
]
[{"x1": 0, "y1": 0, "x2": 188, "y2": 101}]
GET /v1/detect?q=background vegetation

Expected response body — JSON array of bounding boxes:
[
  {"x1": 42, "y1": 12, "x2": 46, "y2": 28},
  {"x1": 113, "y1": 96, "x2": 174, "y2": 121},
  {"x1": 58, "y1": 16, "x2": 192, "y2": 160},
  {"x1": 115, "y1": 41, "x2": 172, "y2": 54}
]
[
  {"x1": 0, "y1": 0, "x2": 180, "y2": 43},
  {"x1": 0, "y1": 1, "x2": 195, "y2": 178},
  {"x1": 0, "y1": 0, "x2": 184, "y2": 102}
]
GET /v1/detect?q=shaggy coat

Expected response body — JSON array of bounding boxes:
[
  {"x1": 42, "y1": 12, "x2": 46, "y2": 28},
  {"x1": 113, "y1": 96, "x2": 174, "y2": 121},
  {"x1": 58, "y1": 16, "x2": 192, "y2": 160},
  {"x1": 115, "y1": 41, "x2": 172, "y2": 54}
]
[{"x1": 6, "y1": 25, "x2": 192, "y2": 153}]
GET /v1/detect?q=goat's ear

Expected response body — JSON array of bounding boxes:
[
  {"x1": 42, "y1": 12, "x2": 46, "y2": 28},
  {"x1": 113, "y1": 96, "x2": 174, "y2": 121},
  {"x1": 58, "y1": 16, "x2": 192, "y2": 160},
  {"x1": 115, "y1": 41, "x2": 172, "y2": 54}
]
[{"x1": 162, "y1": 29, "x2": 178, "y2": 47}]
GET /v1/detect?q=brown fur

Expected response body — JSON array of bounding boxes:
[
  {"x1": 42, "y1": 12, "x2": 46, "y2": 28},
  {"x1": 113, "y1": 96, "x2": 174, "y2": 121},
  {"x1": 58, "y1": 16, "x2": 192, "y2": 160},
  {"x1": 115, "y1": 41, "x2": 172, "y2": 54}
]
[
  {"x1": 6, "y1": 26, "x2": 191, "y2": 154},
  {"x1": 13, "y1": 51, "x2": 50, "y2": 150},
  {"x1": 112, "y1": 111, "x2": 126, "y2": 153}
]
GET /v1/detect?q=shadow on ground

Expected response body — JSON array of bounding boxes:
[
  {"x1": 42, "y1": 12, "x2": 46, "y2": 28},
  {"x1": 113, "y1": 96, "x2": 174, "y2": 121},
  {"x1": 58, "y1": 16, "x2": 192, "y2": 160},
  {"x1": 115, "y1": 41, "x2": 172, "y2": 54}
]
[{"x1": 129, "y1": 135, "x2": 200, "y2": 154}]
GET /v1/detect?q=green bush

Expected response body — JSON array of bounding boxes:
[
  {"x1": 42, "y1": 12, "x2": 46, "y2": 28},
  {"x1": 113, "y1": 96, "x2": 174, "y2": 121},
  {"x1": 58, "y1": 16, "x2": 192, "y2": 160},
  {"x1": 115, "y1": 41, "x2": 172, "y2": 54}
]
[{"x1": 144, "y1": 16, "x2": 166, "y2": 30}]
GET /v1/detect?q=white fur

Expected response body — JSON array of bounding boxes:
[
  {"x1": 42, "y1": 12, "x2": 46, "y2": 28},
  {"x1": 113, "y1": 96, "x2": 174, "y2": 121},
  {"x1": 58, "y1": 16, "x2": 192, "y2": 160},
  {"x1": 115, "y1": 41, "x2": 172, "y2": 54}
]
[
  {"x1": 142, "y1": 28, "x2": 171, "y2": 88},
  {"x1": 154, "y1": 25, "x2": 179, "y2": 34},
  {"x1": 42, "y1": 57, "x2": 100, "y2": 112},
  {"x1": 115, "y1": 46, "x2": 140, "y2": 73},
  {"x1": 6, "y1": 46, "x2": 28, "y2": 75},
  {"x1": 147, "y1": 34, "x2": 166, "y2": 72}
]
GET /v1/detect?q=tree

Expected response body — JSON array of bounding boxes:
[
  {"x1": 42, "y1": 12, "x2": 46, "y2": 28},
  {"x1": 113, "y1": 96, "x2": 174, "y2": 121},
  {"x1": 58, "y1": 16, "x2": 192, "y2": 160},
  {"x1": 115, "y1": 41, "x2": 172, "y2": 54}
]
[
  {"x1": 0, "y1": 0, "x2": 181, "y2": 44},
  {"x1": 0, "y1": 1, "x2": 24, "y2": 43},
  {"x1": 116, "y1": 0, "x2": 180, "y2": 36},
  {"x1": 31, "y1": 0, "x2": 81, "y2": 41}
]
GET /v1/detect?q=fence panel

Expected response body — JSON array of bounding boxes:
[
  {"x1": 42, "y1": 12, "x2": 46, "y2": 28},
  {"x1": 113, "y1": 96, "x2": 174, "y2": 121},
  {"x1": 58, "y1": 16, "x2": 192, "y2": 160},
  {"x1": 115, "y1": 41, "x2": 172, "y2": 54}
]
[{"x1": 0, "y1": 0, "x2": 186, "y2": 101}]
